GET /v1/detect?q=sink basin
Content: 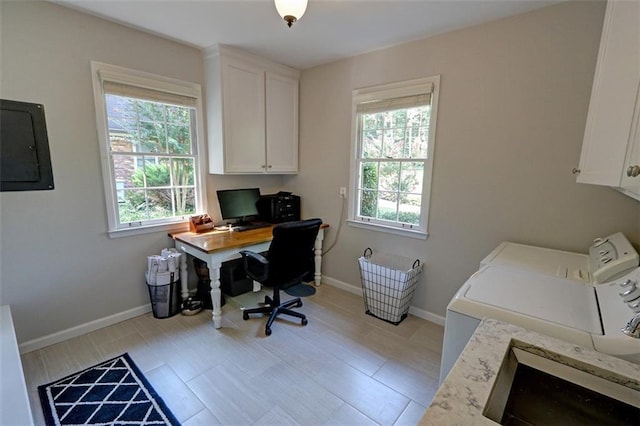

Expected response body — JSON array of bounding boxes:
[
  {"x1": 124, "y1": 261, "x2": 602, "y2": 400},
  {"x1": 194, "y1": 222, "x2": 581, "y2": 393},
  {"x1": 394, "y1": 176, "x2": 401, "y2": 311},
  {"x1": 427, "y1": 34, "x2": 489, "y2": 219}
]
[{"x1": 484, "y1": 347, "x2": 640, "y2": 425}]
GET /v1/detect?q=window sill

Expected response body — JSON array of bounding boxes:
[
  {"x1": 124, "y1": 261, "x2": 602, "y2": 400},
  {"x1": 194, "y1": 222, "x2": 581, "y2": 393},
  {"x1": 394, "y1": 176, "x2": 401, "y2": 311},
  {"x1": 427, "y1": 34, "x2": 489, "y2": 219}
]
[
  {"x1": 346, "y1": 219, "x2": 429, "y2": 240},
  {"x1": 107, "y1": 221, "x2": 189, "y2": 239}
]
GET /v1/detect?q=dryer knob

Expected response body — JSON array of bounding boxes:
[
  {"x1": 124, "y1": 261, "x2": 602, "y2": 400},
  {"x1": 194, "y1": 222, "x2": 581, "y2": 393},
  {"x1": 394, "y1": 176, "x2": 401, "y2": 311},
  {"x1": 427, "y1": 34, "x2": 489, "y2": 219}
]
[
  {"x1": 593, "y1": 238, "x2": 609, "y2": 247},
  {"x1": 620, "y1": 285, "x2": 640, "y2": 302},
  {"x1": 620, "y1": 279, "x2": 637, "y2": 288}
]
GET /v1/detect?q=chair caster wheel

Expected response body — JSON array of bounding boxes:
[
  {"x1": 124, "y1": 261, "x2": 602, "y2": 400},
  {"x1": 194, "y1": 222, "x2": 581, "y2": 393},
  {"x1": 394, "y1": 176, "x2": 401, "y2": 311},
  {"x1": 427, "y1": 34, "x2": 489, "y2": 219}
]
[
  {"x1": 301, "y1": 318, "x2": 308, "y2": 326},
  {"x1": 243, "y1": 312, "x2": 249, "y2": 320},
  {"x1": 265, "y1": 327, "x2": 272, "y2": 336}
]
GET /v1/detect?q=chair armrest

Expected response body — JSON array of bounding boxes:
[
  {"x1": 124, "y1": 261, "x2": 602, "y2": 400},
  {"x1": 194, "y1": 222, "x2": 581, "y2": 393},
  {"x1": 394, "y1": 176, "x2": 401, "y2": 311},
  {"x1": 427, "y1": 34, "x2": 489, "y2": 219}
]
[{"x1": 239, "y1": 250, "x2": 269, "y2": 282}]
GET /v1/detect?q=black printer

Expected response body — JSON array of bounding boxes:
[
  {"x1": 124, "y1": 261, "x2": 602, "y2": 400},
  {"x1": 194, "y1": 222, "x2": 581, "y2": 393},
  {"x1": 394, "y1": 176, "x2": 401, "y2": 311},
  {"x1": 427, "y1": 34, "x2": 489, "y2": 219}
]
[{"x1": 256, "y1": 192, "x2": 301, "y2": 223}]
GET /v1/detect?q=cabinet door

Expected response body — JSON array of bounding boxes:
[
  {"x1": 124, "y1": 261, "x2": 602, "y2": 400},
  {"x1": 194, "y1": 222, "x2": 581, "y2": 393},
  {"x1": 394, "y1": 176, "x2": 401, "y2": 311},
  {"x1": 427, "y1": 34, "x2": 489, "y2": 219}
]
[
  {"x1": 265, "y1": 72, "x2": 298, "y2": 173},
  {"x1": 577, "y1": 0, "x2": 640, "y2": 186},
  {"x1": 222, "y1": 59, "x2": 266, "y2": 173},
  {"x1": 620, "y1": 85, "x2": 640, "y2": 197}
]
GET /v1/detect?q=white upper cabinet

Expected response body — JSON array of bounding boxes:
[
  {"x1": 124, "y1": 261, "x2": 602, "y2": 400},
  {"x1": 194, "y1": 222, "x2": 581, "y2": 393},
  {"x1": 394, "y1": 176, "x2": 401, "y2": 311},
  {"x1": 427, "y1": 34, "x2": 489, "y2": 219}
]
[
  {"x1": 577, "y1": 0, "x2": 640, "y2": 200},
  {"x1": 204, "y1": 45, "x2": 300, "y2": 174},
  {"x1": 619, "y1": 87, "x2": 640, "y2": 196},
  {"x1": 266, "y1": 72, "x2": 299, "y2": 173}
]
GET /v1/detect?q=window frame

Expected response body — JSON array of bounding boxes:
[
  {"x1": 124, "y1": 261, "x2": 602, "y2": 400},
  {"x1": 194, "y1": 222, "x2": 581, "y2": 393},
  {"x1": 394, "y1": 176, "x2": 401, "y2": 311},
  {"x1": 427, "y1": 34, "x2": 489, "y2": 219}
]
[
  {"x1": 348, "y1": 76, "x2": 440, "y2": 239},
  {"x1": 90, "y1": 61, "x2": 208, "y2": 238}
]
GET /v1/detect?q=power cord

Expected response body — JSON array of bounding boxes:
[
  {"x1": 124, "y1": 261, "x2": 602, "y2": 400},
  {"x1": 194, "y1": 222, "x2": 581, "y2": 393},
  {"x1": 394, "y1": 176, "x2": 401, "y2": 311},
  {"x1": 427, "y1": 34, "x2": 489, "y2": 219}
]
[{"x1": 322, "y1": 195, "x2": 346, "y2": 255}]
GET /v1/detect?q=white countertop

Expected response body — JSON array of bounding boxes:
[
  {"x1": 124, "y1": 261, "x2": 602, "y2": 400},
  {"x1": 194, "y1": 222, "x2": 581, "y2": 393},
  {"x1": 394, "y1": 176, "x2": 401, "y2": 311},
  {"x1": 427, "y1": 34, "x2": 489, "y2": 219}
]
[
  {"x1": 420, "y1": 318, "x2": 640, "y2": 425},
  {"x1": 0, "y1": 305, "x2": 34, "y2": 426}
]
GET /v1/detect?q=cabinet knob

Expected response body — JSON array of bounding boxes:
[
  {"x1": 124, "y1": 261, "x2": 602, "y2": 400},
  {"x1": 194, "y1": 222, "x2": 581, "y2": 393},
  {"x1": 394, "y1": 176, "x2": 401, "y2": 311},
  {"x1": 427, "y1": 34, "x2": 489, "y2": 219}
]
[
  {"x1": 627, "y1": 165, "x2": 640, "y2": 177},
  {"x1": 572, "y1": 168, "x2": 581, "y2": 175},
  {"x1": 268, "y1": 165, "x2": 272, "y2": 169},
  {"x1": 261, "y1": 165, "x2": 266, "y2": 169}
]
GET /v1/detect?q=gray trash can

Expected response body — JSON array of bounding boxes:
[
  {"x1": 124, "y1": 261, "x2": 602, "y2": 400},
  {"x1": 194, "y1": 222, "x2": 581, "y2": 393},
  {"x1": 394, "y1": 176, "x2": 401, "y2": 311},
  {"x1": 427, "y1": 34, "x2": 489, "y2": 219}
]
[{"x1": 147, "y1": 273, "x2": 181, "y2": 319}]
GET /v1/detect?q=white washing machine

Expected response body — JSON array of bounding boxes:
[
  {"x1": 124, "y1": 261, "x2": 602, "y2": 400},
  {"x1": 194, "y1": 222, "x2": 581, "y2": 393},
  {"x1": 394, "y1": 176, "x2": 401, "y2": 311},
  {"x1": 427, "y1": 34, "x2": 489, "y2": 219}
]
[
  {"x1": 440, "y1": 232, "x2": 640, "y2": 384},
  {"x1": 440, "y1": 265, "x2": 640, "y2": 384},
  {"x1": 480, "y1": 232, "x2": 638, "y2": 284}
]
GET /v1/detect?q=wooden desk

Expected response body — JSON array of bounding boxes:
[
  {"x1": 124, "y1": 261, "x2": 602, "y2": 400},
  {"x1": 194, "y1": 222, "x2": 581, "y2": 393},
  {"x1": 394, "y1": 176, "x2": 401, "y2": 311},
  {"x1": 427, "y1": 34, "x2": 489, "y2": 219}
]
[{"x1": 169, "y1": 223, "x2": 328, "y2": 329}]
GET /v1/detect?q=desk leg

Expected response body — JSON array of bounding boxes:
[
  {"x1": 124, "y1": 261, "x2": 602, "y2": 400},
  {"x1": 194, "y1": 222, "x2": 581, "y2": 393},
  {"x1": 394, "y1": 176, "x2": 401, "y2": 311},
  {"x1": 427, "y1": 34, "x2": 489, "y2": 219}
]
[
  {"x1": 179, "y1": 252, "x2": 189, "y2": 301},
  {"x1": 209, "y1": 261, "x2": 223, "y2": 329},
  {"x1": 314, "y1": 229, "x2": 325, "y2": 286}
]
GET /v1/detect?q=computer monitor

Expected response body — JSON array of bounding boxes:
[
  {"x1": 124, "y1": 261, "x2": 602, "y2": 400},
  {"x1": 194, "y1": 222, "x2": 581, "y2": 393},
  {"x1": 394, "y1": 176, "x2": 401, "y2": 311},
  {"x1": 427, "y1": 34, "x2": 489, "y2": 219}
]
[{"x1": 216, "y1": 188, "x2": 260, "y2": 223}]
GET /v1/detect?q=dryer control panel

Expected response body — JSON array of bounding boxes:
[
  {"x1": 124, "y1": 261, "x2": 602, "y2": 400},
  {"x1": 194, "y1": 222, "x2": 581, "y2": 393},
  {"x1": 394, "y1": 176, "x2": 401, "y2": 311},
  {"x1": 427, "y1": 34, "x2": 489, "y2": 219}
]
[
  {"x1": 593, "y1": 267, "x2": 640, "y2": 362},
  {"x1": 589, "y1": 232, "x2": 639, "y2": 284}
]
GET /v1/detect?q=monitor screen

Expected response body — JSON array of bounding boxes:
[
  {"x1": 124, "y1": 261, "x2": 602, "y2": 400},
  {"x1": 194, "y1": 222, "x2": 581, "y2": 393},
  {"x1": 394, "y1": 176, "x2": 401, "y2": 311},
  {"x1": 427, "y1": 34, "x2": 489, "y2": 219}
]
[{"x1": 216, "y1": 188, "x2": 260, "y2": 221}]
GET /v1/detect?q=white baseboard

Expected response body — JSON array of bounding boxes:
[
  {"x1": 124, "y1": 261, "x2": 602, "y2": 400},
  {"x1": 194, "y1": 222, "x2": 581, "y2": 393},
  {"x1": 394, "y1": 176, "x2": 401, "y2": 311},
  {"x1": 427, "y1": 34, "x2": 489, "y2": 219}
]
[
  {"x1": 321, "y1": 276, "x2": 445, "y2": 326},
  {"x1": 19, "y1": 304, "x2": 152, "y2": 354},
  {"x1": 322, "y1": 275, "x2": 363, "y2": 296},
  {"x1": 408, "y1": 305, "x2": 445, "y2": 326}
]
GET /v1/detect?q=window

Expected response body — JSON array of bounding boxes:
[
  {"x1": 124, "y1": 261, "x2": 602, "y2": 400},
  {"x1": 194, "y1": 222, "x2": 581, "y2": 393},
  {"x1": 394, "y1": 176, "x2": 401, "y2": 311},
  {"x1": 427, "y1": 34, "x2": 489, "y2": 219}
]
[
  {"x1": 349, "y1": 76, "x2": 439, "y2": 239},
  {"x1": 91, "y1": 62, "x2": 207, "y2": 237}
]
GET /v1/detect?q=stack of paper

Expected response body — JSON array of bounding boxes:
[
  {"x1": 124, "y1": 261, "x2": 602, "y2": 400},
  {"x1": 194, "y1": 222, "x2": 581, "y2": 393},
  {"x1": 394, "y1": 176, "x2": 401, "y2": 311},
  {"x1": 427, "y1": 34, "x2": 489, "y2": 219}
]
[{"x1": 146, "y1": 248, "x2": 182, "y2": 286}]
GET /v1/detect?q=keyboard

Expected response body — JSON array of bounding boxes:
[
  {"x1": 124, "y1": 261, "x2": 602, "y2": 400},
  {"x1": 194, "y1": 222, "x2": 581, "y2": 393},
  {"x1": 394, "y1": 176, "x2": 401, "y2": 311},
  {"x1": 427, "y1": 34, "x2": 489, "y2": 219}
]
[{"x1": 232, "y1": 222, "x2": 272, "y2": 232}]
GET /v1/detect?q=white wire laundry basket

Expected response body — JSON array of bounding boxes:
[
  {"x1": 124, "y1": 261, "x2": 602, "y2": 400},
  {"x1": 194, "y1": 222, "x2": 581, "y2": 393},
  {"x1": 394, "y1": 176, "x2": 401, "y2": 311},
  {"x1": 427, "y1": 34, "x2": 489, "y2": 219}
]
[{"x1": 358, "y1": 248, "x2": 423, "y2": 325}]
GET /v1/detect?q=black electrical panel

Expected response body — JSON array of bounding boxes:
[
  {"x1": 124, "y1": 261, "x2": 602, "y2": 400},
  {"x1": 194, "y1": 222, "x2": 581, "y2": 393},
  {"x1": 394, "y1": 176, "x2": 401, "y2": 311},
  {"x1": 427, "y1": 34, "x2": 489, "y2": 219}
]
[{"x1": 1, "y1": 99, "x2": 54, "y2": 191}]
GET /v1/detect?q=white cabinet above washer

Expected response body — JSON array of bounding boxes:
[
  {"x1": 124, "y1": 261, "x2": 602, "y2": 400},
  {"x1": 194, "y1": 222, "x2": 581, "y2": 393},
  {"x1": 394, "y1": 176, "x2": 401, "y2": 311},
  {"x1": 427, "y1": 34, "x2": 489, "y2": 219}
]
[
  {"x1": 204, "y1": 45, "x2": 299, "y2": 174},
  {"x1": 577, "y1": 0, "x2": 640, "y2": 200}
]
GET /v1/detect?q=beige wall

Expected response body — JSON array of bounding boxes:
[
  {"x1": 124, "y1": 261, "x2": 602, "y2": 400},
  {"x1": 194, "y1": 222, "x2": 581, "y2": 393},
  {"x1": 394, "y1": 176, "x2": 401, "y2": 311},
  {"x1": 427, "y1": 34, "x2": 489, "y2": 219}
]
[
  {"x1": 288, "y1": 0, "x2": 640, "y2": 318},
  {"x1": 0, "y1": 1, "x2": 283, "y2": 343},
  {"x1": 2, "y1": 0, "x2": 639, "y2": 344}
]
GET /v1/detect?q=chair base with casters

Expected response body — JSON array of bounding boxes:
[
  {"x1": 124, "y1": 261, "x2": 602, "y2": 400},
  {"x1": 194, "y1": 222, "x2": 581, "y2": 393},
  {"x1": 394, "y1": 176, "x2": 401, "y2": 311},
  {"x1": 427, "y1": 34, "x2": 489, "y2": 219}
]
[
  {"x1": 239, "y1": 218, "x2": 322, "y2": 336},
  {"x1": 242, "y1": 287, "x2": 308, "y2": 336}
]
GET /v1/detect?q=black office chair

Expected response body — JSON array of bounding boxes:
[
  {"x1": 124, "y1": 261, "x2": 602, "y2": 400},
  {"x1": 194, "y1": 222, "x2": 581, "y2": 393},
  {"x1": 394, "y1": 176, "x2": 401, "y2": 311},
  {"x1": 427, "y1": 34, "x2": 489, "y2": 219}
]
[{"x1": 239, "y1": 218, "x2": 322, "y2": 336}]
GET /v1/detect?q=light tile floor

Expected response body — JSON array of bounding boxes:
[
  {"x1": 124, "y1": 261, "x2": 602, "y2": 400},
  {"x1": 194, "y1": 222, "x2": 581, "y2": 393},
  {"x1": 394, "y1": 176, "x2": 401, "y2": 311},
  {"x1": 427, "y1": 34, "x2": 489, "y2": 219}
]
[{"x1": 21, "y1": 284, "x2": 444, "y2": 425}]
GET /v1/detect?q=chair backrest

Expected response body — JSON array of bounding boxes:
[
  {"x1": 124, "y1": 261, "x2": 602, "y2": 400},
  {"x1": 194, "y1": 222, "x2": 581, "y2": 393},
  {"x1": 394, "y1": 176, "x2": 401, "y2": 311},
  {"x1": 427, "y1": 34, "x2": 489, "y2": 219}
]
[{"x1": 264, "y1": 218, "x2": 322, "y2": 288}]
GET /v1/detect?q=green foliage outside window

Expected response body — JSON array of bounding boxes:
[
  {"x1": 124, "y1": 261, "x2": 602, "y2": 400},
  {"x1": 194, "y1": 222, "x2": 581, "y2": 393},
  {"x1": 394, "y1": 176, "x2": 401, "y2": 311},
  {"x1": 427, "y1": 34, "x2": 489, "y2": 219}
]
[
  {"x1": 358, "y1": 106, "x2": 427, "y2": 226},
  {"x1": 360, "y1": 163, "x2": 378, "y2": 217},
  {"x1": 107, "y1": 95, "x2": 197, "y2": 223},
  {"x1": 119, "y1": 163, "x2": 194, "y2": 223}
]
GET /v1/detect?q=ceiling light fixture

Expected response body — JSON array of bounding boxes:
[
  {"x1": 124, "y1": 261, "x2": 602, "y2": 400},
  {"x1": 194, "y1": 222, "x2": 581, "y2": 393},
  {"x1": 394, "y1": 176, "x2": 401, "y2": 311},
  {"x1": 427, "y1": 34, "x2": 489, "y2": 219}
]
[{"x1": 274, "y1": 0, "x2": 308, "y2": 28}]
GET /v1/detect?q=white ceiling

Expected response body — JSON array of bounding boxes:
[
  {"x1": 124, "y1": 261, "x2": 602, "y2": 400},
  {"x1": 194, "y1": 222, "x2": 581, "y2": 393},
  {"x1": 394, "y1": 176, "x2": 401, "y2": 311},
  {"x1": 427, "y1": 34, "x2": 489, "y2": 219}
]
[{"x1": 51, "y1": 0, "x2": 563, "y2": 69}]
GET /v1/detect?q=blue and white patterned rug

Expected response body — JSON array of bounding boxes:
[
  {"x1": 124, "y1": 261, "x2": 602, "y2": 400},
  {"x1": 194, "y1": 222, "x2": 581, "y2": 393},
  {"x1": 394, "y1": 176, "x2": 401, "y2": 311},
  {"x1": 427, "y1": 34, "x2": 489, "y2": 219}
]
[{"x1": 38, "y1": 353, "x2": 179, "y2": 425}]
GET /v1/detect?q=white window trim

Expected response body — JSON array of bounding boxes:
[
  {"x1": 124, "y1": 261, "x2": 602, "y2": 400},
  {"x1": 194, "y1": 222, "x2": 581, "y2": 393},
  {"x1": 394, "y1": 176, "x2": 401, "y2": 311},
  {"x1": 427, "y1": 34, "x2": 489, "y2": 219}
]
[
  {"x1": 90, "y1": 61, "x2": 208, "y2": 238},
  {"x1": 347, "y1": 76, "x2": 440, "y2": 239}
]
